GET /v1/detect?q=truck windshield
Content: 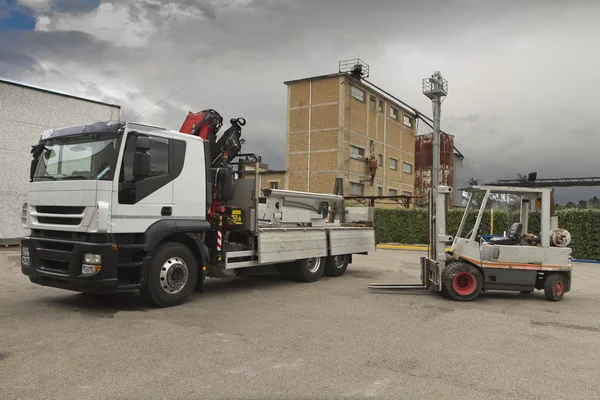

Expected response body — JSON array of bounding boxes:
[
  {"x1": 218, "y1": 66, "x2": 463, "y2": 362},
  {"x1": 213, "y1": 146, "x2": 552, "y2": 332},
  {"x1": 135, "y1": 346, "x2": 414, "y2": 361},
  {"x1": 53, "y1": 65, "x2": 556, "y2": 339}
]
[{"x1": 33, "y1": 133, "x2": 119, "y2": 181}]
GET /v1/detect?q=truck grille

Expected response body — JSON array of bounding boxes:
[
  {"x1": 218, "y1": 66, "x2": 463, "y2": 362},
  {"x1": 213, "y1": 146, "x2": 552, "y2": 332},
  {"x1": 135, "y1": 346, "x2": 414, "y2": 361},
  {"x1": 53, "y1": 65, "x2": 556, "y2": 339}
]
[
  {"x1": 37, "y1": 216, "x2": 82, "y2": 225},
  {"x1": 33, "y1": 206, "x2": 86, "y2": 226},
  {"x1": 41, "y1": 259, "x2": 70, "y2": 273},
  {"x1": 36, "y1": 206, "x2": 85, "y2": 214}
]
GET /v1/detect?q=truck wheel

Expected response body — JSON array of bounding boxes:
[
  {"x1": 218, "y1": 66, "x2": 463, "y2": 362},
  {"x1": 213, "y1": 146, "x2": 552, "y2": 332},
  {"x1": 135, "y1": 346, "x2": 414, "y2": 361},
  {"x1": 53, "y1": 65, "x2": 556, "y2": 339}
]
[
  {"x1": 325, "y1": 254, "x2": 349, "y2": 277},
  {"x1": 287, "y1": 257, "x2": 325, "y2": 282},
  {"x1": 544, "y1": 273, "x2": 565, "y2": 301},
  {"x1": 441, "y1": 262, "x2": 483, "y2": 301},
  {"x1": 140, "y1": 242, "x2": 198, "y2": 307}
]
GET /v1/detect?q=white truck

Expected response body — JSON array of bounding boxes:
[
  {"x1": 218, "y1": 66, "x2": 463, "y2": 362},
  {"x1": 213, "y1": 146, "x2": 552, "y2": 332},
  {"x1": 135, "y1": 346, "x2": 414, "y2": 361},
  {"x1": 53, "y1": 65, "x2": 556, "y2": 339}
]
[{"x1": 19, "y1": 111, "x2": 375, "y2": 307}]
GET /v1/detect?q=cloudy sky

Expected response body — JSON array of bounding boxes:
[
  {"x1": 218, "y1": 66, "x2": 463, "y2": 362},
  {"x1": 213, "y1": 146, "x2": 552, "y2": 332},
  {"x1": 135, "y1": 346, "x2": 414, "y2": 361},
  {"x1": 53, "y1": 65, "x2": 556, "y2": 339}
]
[{"x1": 1, "y1": 0, "x2": 598, "y2": 204}]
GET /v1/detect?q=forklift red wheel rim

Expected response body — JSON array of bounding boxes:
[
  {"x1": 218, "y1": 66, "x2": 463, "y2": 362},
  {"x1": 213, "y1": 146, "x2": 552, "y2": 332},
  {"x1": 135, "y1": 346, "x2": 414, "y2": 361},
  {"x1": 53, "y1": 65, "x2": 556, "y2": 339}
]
[
  {"x1": 453, "y1": 271, "x2": 476, "y2": 295},
  {"x1": 555, "y1": 280, "x2": 563, "y2": 296}
]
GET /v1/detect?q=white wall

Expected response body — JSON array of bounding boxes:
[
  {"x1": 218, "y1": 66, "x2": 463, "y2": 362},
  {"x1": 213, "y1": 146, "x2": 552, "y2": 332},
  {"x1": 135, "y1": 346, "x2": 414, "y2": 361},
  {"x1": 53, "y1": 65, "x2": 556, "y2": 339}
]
[{"x1": 0, "y1": 81, "x2": 121, "y2": 242}]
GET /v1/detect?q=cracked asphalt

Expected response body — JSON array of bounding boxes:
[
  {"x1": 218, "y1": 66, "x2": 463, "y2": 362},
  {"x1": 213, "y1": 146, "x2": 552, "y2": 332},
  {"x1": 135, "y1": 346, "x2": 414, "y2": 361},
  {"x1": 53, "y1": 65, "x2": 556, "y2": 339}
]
[{"x1": 1, "y1": 247, "x2": 600, "y2": 399}]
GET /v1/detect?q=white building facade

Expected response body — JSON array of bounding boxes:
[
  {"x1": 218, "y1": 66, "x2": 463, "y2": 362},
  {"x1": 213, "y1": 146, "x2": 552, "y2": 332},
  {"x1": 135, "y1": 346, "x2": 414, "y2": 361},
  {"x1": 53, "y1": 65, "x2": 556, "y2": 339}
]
[{"x1": 0, "y1": 80, "x2": 121, "y2": 243}]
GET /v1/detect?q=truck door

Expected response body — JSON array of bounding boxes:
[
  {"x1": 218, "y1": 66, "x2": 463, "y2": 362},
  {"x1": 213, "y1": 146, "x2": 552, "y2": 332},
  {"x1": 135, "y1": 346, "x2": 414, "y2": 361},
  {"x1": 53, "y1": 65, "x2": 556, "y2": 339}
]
[{"x1": 111, "y1": 130, "x2": 174, "y2": 234}]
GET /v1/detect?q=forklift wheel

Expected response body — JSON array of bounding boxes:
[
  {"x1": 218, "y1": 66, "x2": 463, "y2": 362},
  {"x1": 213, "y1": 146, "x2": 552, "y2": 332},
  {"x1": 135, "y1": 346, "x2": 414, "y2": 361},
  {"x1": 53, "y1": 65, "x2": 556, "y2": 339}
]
[
  {"x1": 544, "y1": 273, "x2": 565, "y2": 301},
  {"x1": 442, "y1": 262, "x2": 483, "y2": 302}
]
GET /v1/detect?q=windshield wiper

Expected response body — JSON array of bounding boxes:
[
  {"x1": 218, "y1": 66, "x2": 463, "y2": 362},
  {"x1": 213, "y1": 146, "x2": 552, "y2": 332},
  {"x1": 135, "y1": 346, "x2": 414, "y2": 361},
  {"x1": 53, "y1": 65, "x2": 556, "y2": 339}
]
[{"x1": 35, "y1": 176, "x2": 57, "y2": 181}]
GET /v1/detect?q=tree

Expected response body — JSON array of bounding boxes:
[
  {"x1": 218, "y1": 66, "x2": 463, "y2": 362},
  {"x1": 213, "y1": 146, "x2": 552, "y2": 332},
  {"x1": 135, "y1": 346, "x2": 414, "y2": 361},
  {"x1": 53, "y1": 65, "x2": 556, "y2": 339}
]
[
  {"x1": 565, "y1": 201, "x2": 576, "y2": 208},
  {"x1": 588, "y1": 196, "x2": 600, "y2": 208},
  {"x1": 465, "y1": 178, "x2": 486, "y2": 207},
  {"x1": 578, "y1": 200, "x2": 588, "y2": 209}
]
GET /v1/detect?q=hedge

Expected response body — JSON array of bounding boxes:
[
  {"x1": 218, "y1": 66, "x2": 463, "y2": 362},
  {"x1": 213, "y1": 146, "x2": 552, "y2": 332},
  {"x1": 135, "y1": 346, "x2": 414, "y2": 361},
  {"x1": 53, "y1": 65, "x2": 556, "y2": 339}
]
[{"x1": 374, "y1": 208, "x2": 600, "y2": 260}]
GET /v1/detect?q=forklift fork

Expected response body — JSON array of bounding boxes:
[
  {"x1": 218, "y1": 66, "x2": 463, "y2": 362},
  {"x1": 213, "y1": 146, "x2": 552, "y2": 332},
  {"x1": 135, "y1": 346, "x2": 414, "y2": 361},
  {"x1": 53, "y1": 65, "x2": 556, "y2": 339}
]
[{"x1": 367, "y1": 257, "x2": 433, "y2": 291}]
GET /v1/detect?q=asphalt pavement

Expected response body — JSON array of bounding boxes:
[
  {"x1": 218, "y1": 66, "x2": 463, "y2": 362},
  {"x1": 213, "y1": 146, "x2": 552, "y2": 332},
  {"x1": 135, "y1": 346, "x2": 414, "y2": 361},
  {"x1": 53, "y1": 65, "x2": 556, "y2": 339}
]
[{"x1": 1, "y1": 247, "x2": 600, "y2": 400}]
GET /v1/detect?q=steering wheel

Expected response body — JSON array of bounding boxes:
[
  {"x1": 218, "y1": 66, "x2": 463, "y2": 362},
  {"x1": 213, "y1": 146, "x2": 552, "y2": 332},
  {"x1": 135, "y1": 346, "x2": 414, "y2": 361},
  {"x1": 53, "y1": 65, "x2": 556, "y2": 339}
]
[{"x1": 465, "y1": 223, "x2": 490, "y2": 239}]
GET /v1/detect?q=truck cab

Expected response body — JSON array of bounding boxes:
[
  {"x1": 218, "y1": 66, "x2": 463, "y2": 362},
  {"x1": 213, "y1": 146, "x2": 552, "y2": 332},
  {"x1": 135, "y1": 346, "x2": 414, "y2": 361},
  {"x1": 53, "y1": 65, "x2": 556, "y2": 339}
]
[{"x1": 21, "y1": 121, "x2": 211, "y2": 298}]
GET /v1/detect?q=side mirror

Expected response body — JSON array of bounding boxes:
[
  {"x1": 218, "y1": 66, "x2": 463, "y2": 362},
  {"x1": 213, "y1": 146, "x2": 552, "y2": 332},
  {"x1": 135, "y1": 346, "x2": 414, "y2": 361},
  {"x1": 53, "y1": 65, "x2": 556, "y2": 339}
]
[
  {"x1": 133, "y1": 136, "x2": 152, "y2": 179},
  {"x1": 30, "y1": 159, "x2": 38, "y2": 182},
  {"x1": 136, "y1": 136, "x2": 153, "y2": 151}
]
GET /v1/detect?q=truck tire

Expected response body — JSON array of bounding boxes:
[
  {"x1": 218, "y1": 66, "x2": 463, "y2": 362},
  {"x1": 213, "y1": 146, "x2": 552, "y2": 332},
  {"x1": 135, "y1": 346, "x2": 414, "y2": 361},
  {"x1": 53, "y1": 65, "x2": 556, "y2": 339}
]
[
  {"x1": 441, "y1": 262, "x2": 483, "y2": 301},
  {"x1": 140, "y1": 242, "x2": 198, "y2": 307},
  {"x1": 544, "y1": 273, "x2": 565, "y2": 301},
  {"x1": 286, "y1": 257, "x2": 325, "y2": 282},
  {"x1": 324, "y1": 254, "x2": 349, "y2": 277}
]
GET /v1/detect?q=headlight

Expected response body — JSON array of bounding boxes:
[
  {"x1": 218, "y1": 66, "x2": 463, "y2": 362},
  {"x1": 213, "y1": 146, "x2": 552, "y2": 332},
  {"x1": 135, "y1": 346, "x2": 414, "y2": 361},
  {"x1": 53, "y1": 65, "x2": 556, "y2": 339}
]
[
  {"x1": 84, "y1": 253, "x2": 101, "y2": 264},
  {"x1": 22, "y1": 202, "x2": 28, "y2": 226},
  {"x1": 21, "y1": 246, "x2": 30, "y2": 266},
  {"x1": 82, "y1": 264, "x2": 102, "y2": 275}
]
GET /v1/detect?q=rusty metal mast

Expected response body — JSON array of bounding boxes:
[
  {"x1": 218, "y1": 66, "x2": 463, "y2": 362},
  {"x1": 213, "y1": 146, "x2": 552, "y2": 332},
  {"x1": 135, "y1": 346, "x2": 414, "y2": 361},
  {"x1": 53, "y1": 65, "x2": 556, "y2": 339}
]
[{"x1": 422, "y1": 72, "x2": 448, "y2": 260}]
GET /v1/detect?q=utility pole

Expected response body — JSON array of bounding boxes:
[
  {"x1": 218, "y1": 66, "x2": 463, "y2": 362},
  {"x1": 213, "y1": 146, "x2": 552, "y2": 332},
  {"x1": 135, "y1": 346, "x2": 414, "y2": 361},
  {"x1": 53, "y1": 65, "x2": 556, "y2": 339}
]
[{"x1": 423, "y1": 71, "x2": 448, "y2": 261}]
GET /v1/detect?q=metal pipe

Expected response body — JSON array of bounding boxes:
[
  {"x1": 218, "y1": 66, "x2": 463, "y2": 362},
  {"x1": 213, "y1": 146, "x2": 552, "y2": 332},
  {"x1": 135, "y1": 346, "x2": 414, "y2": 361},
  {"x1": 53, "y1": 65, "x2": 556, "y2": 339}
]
[
  {"x1": 254, "y1": 159, "x2": 260, "y2": 234},
  {"x1": 432, "y1": 94, "x2": 441, "y2": 188},
  {"x1": 308, "y1": 80, "x2": 312, "y2": 192}
]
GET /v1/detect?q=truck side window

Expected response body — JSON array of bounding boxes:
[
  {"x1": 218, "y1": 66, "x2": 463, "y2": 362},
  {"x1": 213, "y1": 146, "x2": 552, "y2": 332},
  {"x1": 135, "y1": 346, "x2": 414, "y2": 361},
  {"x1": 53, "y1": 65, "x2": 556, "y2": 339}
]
[
  {"x1": 148, "y1": 137, "x2": 169, "y2": 177},
  {"x1": 118, "y1": 133, "x2": 171, "y2": 204}
]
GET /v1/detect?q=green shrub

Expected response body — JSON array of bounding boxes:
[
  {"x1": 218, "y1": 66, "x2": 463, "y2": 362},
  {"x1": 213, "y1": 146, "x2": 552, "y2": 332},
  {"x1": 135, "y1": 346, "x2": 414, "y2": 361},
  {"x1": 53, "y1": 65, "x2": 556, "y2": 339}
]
[{"x1": 374, "y1": 207, "x2": 600, "y2": 260}]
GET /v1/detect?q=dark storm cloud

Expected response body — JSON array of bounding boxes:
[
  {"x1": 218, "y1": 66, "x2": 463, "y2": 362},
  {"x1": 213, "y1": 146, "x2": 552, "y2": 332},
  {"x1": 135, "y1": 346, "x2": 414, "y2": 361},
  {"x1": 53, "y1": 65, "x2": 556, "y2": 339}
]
[
  {"x1": 16, "y1": 0, "x2": 101, "y2": 14},
  {"x1": 0, "y1": 47, "x2": 44, "y2": 77},
  {"x1": 1, "y1": 0, "x2": 599, "y2": 202}
]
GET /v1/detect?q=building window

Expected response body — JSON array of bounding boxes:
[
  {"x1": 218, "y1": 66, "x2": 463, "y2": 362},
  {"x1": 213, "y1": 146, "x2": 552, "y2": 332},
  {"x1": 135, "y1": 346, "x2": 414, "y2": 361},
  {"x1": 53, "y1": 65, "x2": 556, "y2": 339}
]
[
  {"x1": 378, "y1": 100, "x2": 383, "y2": 112},
  {"x1": 403, "y1": 162, "x2": 413, "y2": 174},
  {"x1": 370, "y1": 95, "x2": 376, "y2": 110},
  {"x1": 378, "y1": 153, "x2": 383, "y2": 165},
  {"x1": 390, "y1": 107, "x2": 398, "y2": 120},
  {"x1": 351, "y1": 85, "x2": 365, "y2": 102},
  {"x1": 389, "y1": 157, "x2": 398, "y2": 170},
  {"x1": 269, "y1": 181, "x2": 278, "y2": 189},
  {"x1": 389, "y1": 188, "x2": 398, "y2": 196},
  {"x1": 349, "y1": 182, "x2": 364, "y2": 196},
  {"x1": 402, "y1": 191, "x2": 412, "y2": 197},
  {"x1": 350, "y1": 145, "x2": 365, "y2": 159},
  {"x1": 377, "y1": 186, "x2": 383, "y2": 196},
  {"x1": 403, "y1": 115, "x2": 413, "y2": 128}
]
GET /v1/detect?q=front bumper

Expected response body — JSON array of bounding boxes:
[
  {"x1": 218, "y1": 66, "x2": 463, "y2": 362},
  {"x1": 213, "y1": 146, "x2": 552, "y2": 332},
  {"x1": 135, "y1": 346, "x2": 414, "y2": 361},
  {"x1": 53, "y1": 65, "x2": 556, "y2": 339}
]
[{"x1": 21, "y1": 236, "x2": 122, "y2": 294}]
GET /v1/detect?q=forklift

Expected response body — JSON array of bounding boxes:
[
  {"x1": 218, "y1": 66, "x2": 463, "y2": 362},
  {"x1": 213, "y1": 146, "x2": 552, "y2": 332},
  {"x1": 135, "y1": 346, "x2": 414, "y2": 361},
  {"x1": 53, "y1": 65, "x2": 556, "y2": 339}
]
[{"x1": 368, "y1": 72, "x2": 573, "y2": 301}]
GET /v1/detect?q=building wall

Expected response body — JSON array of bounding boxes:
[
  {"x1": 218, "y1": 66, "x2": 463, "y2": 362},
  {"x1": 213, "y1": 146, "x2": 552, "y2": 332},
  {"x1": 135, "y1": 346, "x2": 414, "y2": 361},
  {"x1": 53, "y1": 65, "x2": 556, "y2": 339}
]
[
  {"x1": 0, "y1": 80, "x2": 121, "y2": 242},
  {"x1": 286, "y1": 75, "x2": 340, "y2": 195},
  {"x1": 341, "y1": 77, "x2": 416, "y2": 202},
  {"x1": 249, "y1": 172, "x2": 286, "y2": 191},
  {"x1": 285, "y1": 73, "x2": 417, "y2": 205}
]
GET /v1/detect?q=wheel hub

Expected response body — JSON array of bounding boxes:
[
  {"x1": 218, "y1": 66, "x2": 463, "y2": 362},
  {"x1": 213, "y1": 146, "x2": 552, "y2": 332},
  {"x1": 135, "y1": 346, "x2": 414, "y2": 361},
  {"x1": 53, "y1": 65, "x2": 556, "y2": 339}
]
[
  {"x1": 307, "y1": 257, "x2": 322, "y2": 273},
  {"x1": 555, "y1": 280, "x2": 563, "y2": 296},
  {"x1": 453, "y1": 271, "x2": 475, "y2": 295},
  {"x1": 334, "y1": 255, "x2": 347, "y2": 268},
  {"x1": 160, "y1": 257, "x2": 189, "y2": 294}
]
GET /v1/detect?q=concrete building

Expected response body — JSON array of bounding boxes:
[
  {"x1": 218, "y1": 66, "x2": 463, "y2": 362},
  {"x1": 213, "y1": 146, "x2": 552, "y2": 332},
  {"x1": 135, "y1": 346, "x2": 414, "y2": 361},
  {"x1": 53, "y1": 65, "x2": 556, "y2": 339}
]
[
  {"x1": 0, "y1": 79, "x2": 120, "y2": 243},
  {"x1": 283, "y1": 68, "x2": 418, "y2": 203},
  {"x1": 238, "y1": 161, "x2": 286, "y2": 191}
]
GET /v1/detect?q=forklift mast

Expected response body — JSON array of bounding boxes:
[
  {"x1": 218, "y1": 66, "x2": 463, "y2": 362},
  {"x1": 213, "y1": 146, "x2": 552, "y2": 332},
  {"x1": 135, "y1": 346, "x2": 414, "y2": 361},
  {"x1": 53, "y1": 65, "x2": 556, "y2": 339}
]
[{"x1": 368, "y1": 71, "x2": 452, "y2": 293}]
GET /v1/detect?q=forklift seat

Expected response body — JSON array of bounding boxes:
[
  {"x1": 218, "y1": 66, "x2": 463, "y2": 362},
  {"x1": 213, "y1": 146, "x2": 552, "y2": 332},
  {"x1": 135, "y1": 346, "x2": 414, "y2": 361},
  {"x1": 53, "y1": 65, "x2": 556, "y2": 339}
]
[{"x1": 489, "y1": 222, "x2": 523, "y2": 245}]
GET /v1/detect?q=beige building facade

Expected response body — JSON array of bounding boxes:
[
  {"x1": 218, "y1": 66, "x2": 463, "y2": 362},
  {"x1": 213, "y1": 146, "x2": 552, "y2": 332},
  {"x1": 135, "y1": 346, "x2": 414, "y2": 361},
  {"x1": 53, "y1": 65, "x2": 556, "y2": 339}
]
[{"x1": 283, "y1": 72, "x2": 417, "y2": 203}]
